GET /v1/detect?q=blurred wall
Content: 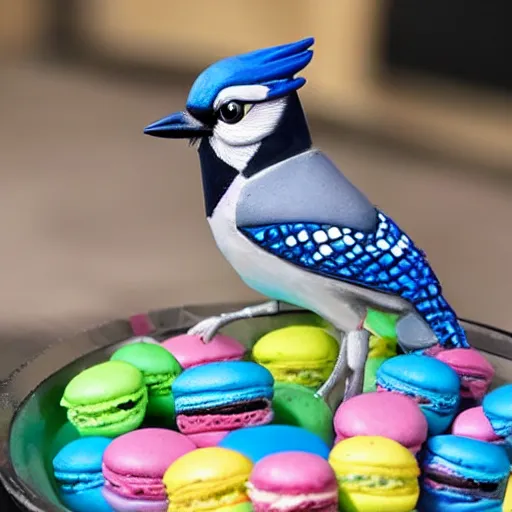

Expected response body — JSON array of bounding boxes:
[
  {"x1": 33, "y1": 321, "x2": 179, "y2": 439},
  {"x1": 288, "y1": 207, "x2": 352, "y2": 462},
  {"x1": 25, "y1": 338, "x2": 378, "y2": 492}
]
[
  {"x1": 1, "y1": 0, "x2": 511, "y2": 174},
  {"x1": 81, "y1": 0, "x2": 512, "y2": 174},
  {"x1": 0, "y1": 0, "x2": 47, "y2": 58},
  {"x1": 81, "y1": 0, "x2": 381, "y2": 120}
]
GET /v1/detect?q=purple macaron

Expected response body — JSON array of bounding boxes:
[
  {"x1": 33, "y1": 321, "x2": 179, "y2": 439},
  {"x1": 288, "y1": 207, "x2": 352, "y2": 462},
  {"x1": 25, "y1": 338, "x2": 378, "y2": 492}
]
[{"x1": 102, "y1": 428, "x2": 196, "y2": 512}]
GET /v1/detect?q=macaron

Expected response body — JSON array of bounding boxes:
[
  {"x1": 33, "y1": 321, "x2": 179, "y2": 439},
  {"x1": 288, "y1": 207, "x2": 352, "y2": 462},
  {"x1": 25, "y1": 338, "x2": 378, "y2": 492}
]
[
  {"x1": 451, "y1": 406, "x2": 503, "y2": 443},
  {"x1": 111, "y1": 342, "x2": 182, "y2": 426},
  {"x1": 271, "y1": 382, "x2": 334, "y2": 446},
  {"x1": 363, "y1": 356, "x2": 389, "y2": 393},
  {"x1": 101, "y1": 428, "x2": 196, "y2": 512},
  {"x1": 172, "y1": 361, "x2": 274, "y2": 446},
  {"x1": 418, "y1": 434, "x2": 510, "y2": 512},
  {"x1": 252, "y1": 326, "x2": 339, "y2": 389},
  {"x1": 333, "y1": 391, "x2": 428, "y2": 454},
  {"x1": 434, "y1": 348, "x2": 494, "y2": 408},
  {"x1": 376, "y1": 354, "x2": 460, "y2": 435},
  {"x1": 363, "y1": 308, "x2": 399, "y2": 341},
  {"x1": 504, "y1": 474, "x2": 512, "y2": 512},
  {"x1": 219, "y1": 425, "x2": 330, "y2": 463},
  {"x1": 483, "y1": 383, "x2": 512, "y2": 461},
  {"x1": 363, "y1": 327, "x2": 398, "y2": 393},
  {"x1": 60, "y1": 361, "x2": 148, "y2": 437},
  {"x1": 162, "y1": 333, "x2": 246, "y2": 369},
  {"x1": 53, "y1": 437, "x2": 113, "y2": 512},
  {"x1": 247, "y1": 451, "x2": 338, "y2": 512},
  {"x1": 163, "y1": 447, "x2": 253, "y2": 511},
  {"x1": 483, "y1": 383, "x2": 512, "y2": 439},
  {"x1": 329, "y1": 435, "x2": 420, "y2": 512}
]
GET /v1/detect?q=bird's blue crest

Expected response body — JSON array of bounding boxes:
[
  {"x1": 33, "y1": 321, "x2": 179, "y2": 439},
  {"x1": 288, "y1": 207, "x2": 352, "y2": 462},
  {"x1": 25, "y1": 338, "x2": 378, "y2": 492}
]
[{"x1": 186, "y1": 37, "x2": 314, "y2": 115}]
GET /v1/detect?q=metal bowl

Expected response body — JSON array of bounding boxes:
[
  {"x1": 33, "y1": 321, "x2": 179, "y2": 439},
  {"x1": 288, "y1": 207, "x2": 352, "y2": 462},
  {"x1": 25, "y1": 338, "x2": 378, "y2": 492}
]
[{"x1": 1, "y1": 302, "x2": 511, "y2": 511}]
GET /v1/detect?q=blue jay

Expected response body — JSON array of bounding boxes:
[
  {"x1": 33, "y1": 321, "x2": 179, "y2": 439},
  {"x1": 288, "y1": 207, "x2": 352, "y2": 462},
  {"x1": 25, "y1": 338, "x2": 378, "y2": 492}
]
[{"x1": 144, "y1": 38, "x2": 469, "y2": 404}]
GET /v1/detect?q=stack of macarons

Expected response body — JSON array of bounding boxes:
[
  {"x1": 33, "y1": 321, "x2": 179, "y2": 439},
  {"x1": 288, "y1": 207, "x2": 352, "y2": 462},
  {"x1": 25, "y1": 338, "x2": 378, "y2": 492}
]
[{"x1": 54, "y1": 320, "x2": 511, "y2": 512}]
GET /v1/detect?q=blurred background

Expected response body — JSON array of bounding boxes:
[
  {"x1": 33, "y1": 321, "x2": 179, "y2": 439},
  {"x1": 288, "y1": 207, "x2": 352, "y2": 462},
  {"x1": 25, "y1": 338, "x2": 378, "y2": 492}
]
[{"x1": 1, "y1": 0, "x2": 512, "y2": 372}]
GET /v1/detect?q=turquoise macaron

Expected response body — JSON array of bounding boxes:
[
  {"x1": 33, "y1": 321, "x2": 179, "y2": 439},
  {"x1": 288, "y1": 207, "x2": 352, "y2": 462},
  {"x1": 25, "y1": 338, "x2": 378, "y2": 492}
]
[
  {"x1": 419, "y1": 434, "x2": 510, "y2": 511},
  {"x1": 172, "y1": 361, "x2": 274, "y2": 446},
  {"x1": 483, "y1": 383, "x2": 512, "y2": 461},
  {"x1": 376, "y1": 354, "x2": 460, "y2": 435},
  {"x1": 53, "y1": 437, "x2": 113, "y2": 512},
  {"x1": 483, "y1": 384, "x2": 512, "y2": 438}
]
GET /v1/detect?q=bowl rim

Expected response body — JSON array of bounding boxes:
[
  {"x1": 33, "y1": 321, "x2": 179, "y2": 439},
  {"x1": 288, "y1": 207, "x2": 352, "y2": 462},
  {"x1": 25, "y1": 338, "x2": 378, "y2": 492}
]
[{"x1": 0, "y1": 302, "x2": 511, "y2": 511}]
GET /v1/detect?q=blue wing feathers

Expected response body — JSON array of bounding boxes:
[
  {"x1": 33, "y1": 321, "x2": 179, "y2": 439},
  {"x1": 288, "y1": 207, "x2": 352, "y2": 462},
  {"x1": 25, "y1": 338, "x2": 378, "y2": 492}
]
[{"x1": 241, "y1": 211, "x2": 467, "y2": 348}]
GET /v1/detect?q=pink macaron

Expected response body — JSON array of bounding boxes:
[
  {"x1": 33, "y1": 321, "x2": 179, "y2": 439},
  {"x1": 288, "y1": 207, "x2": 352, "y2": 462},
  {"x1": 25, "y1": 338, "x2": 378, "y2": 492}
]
[
  {"x1": 161, "y1": 333, "x2": 246, "y2": 369},
  {"x1": 434, "y1": 348, "x2": 494, "y2": 404},
  {"x1": 333, "y1": 391, "x2": 428, "y2": 454},
  {"x1": 186, "y1": 431, "x2": 229, "y2": 448},
  {"x1": 247, "y1": 451, "x2": 338, "y2": 512},
  {"x1": 102, "y1": 428, "x2": 196, "y2": 512},
  {"x1": 451, "y1": 406, "x2": 503, "y2": 443}
]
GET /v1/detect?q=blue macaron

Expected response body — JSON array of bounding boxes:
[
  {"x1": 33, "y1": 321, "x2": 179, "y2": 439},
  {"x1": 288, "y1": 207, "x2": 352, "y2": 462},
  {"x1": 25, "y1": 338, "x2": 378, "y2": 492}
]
[
  {"x1": 483, "y1": 384, "x2": 512, "y2": 438},
  {"x1": 418, "y1": 434, "x2": 509, "y2": 512},
  {"x1": 376, "y1": 354, "x2": 460, "y2": 435},
  {"x1": 172, "y1": 361, "x2": 274, "y2": 436},
  {"x1": 218, "y1": 424, "x2": 330, "y2": 462},
  {"x1": 483, "y1": 383, "x2": 512, "y2": 462},
  {"x1": 53, "y1": 437, "x2": 113, "y2": 512}
]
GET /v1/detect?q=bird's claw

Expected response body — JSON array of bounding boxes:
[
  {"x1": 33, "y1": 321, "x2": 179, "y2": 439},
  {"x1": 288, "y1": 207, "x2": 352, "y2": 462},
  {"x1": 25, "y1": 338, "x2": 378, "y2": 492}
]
[{"x1": 187, "y1": 316, "x2": 226, "y2": 343}]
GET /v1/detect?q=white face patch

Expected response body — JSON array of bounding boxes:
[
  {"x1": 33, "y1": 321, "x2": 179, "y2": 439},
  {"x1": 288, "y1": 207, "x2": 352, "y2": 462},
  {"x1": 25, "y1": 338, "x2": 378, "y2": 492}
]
[
  {"x1": 209, "y1": 96, "x2": 287, "y2": 172},
  {"x1": 212, "y1": 85, "x2": 269, "y2": 111}
]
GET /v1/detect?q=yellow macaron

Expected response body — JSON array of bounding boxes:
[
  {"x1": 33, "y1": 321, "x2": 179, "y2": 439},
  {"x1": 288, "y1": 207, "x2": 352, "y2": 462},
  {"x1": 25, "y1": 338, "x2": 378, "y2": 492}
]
[
  {"x1": 163, "y1": 447, "x2": 253, "y2": 511},
  {"x1": 504, "y1": 473, "x2": 512, "y2": 512},
  {"x1": 252, "y1": 325, "x2": 339, "y2": 388},
  {"x1": 367, "y1": 334, "x2": 397, "y2": 359},
  {"x1": 329, "y1": 436, "x2": 420, "y2": 512}
]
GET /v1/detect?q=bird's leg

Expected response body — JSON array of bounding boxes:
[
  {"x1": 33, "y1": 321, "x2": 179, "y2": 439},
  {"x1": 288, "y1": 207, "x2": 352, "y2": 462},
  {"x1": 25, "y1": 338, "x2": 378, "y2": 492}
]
[
  {"x1": 343, "y1": 329, "x2": 370, "y2": 401},
  {"x1": 315, "y1": 330, "x2": 349, "y2": 408},
  {"x1": 187, "y1": 300, "x2": 280, "y2": 343},
  {"x1": 316, "y1": 327, "x2": 370, "y2": 408}
]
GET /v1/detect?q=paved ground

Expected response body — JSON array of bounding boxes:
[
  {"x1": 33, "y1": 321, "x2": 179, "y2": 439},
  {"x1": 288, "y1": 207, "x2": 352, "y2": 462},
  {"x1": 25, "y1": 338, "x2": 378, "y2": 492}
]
[{"x1": 1, "y1": 60, "x2": 512, "y2": 374}]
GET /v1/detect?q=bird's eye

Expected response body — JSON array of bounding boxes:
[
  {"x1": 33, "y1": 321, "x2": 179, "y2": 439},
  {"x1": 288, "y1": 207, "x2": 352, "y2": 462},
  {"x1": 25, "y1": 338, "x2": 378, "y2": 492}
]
[{"x1": 218, "y1": 101, "x2": 245, "y2": 124}]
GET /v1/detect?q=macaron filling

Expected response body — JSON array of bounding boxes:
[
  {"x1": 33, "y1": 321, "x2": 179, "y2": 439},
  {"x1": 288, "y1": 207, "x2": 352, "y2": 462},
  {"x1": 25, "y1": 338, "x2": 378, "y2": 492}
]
[
  {"x1": 422, "y1": 450, "x2": 508, "y2": 501},
  {"x1": 54, "y1": 470, "x2": 104, "y2": 493},
  {"x1": 167, "y1": 477, "x2": 249, "y2": 511},
  {"x1": 144, "y1": 373, "x2": 175, "y2": 396},
  {"x1": 246, "y1": 483, "x2": 338, "y2": 510},
  {"x1": 61, "y1": 387, "x2": 147, "y2": 429},
  {"x1": 376, "y1": 377, "x2": 458, "y2": 415},
  {"x1": 103, "y1": 464, "x2": 166, "y2": 500},
  {"x1": 177, "y1": 398, "x2": 273, "y2": 434},
  {"x1": 485, "y1": 412, "x2": 512, "y2": 439},
  {"x1": 335, "y1": 473, "x2": 418, "y2": 495},
  {"x1": 263, "y1": 363, "x2": 333, "y2": 388},
  {"x1": 423, "y1": 467, "x2": 506, "y2": 500}
]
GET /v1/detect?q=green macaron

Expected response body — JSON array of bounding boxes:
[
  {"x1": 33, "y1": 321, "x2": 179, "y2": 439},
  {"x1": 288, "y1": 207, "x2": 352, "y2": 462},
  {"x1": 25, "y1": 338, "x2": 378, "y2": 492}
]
[
  {"x1": 111, "y1": 342, "x2": 182, "y2": 426},
  {"x1": 60, "y1": 360, "x2": 148, "y2": 437},
  {"x1": 271, "y1": 381, "x2": 334, "y2": 446},
  {"x1": 363, "y1": 356, "x2": 389, "y2": 393}
]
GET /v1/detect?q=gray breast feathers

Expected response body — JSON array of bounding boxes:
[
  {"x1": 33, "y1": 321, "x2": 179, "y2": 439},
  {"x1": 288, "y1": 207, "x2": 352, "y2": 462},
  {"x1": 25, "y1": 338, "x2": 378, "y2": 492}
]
[{"x1": 236, "y1": 149, "x2": 378, "y2": 231}]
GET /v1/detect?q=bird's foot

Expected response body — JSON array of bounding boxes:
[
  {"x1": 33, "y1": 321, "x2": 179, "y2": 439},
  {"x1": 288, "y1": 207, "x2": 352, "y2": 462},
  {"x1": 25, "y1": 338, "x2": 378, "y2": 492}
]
[
  {"x1": 187, "y1": 315, "x2": 228, "y2": 343},
  {"x1": 187, "y1": 301, "x2": 280, "y2": 343}
]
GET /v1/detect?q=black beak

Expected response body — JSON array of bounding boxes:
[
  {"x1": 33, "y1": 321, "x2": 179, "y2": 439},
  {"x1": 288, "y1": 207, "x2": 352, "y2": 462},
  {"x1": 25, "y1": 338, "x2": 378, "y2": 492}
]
[{"x1": 143, "y1": 111, "x2": 212, "y2": 139}]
